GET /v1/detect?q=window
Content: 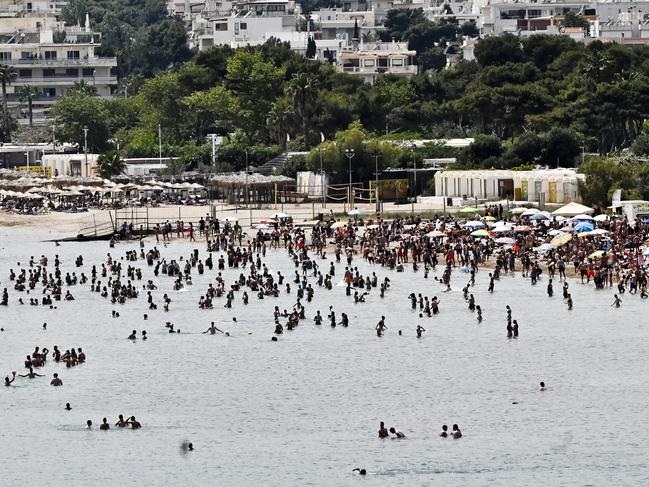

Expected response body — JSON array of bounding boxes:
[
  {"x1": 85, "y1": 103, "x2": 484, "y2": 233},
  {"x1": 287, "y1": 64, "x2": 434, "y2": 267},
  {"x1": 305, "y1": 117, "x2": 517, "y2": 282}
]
[
  {"x1": 240, "y1": 22, "x2": 247, "y2": 30},
  {"x1": 66, "y1": 68, "x2": 79, "y2": 77},
  {"x1": 44, "y1": 51, "x2": 57, "y2": 60},
  {"x1": 27, "y1": 2, "x2": 32, "y2": 11},
  {"x1": 364, "y1": 59, "x2": 375, "y2": 67},
  {"x1": 21, "y1": 51, "x2": 35, "y2": 60},
  {"x1": 214, "y1": 23, "x2": 227, "y2": 31},
  {"x1": 266, "y1": 4, "x2": 284, "y2": 11},
  {"x1": 0, "y1": 52, "x2": 11, "y2": 61},
  {"x1": 392, "y1": 59, "x2": 403, "y2": 66},
  {"x1": 43, "y1": 68, "x2": 55, "y2": 77},
  {"x1": 82, "y1": 68, "x2": 94, "y2": 77},
  {"x1": 43, "y1": 88, "x2": 56, "y2": 97},
  {"x1": 67, "y1": 50, "x2": 80, "y2": 60},
  {"x1": 234, "y1": 23, "x2": 239, "y2": 35},
  {"x1": 19, "y1": 69, "x2": 32, "y2": 78}
]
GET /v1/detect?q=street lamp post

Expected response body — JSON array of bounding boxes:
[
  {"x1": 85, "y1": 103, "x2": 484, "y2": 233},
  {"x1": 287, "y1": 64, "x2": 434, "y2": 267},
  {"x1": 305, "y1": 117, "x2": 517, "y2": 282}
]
[
  {"x1": 83, "y1": 127, "x2": 88, "y2": 177},
  {"x1": 344, "y1": 149, "x2": 355, "y2": 206},
  {"x1": 318, "y1": 148, "x2": 325, "y2": 208},
  {"x1": 158, "y1": 123, "x2": 162, "y2": 165},
  {"x1": 374, "y1": 153, "x2": 381, "y2": 214},
  {"x1": 245, "y1": 149, "x2": 251, "y2": 226}
]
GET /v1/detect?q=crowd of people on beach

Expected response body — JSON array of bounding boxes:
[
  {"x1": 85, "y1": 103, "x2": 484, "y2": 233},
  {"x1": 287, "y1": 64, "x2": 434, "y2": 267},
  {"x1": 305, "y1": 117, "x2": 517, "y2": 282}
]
[{"x1": 2, "y1": 203, "x2": 646, "y2": 448}]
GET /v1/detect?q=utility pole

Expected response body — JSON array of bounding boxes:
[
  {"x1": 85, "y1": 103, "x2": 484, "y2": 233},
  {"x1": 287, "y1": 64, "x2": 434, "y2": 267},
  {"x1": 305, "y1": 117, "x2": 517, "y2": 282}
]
[
  {"x1": 374, "y1": 153, "x2": 381, "y2": 214},
  {"x1": 210, "y1": 134, "x2": 217, "y2": 166},
  {"x1": 245, "y1": 149, "x2": 251, "y2": 226},
  {"x1": 83, "y1": 127, "x2": 88, "y2": 177},
  {"x1": 344, "y1": 149, "x2": 355, "y2": 206},
  {"x1": 319, "y1": 148, "x2": 325, "y2": 208},
  {"x1": 158, "y1": 124, "x2": 162, "y2": 165}
]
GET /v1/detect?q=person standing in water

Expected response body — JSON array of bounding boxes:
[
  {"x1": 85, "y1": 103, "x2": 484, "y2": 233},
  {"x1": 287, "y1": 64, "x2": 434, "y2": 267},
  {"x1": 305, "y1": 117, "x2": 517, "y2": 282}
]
[
  {"x1": 378, "y1": 421, "x2": 389, "y2": 438},
  {"x1": 612, "y1": 294, "x2": 622, "y2": 307},
  {"x1": 376, "y1": 316, "x2": 387, "y2": 337},
  {"x1": 416, "y1": 325, "x2": 425, "y2": 338}
]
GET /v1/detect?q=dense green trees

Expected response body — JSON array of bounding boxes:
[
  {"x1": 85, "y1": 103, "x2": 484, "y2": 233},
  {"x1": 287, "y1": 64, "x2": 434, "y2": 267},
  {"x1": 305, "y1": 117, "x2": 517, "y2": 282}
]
[{"x1": 46, "y1": 32, "x2": 649, "y2": 174}]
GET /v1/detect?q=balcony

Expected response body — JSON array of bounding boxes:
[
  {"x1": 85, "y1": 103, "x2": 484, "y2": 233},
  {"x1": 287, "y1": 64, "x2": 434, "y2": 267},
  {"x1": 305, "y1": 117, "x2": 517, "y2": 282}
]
[
  {"x1": 14, "y1": 76, "x2": 118, "y2": 86},
  {"x1": 1, "y1": 57, "x2": 117, "y2": 67},
  {"x1": 341, "y1": 64, "x2": 418, "y2": 75}
]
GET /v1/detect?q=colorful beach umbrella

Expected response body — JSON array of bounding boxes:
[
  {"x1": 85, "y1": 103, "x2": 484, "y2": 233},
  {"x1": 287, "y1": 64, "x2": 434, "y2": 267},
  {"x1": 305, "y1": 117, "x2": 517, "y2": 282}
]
[
  {"x1": 550, "y1": 233, "x2": 572, "y2": 247},
  {"x1": 470, "y1": 229, "x2": 490, "y2": 238}
]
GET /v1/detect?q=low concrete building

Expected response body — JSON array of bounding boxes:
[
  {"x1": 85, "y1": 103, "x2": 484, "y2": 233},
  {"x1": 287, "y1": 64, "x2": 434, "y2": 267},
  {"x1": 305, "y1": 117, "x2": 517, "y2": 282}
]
[
  {"x1": 434, "y1": 168, "x2": 585, "y2": 204},
  {"x1": 42, "y1": 153, "x2": 99, "y2": 178}
]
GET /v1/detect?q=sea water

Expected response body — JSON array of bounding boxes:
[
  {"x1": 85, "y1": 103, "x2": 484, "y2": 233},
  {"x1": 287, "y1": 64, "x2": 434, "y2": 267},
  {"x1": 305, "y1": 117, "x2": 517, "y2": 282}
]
[{"x1": 1, "y1": 229, "x2": 648, "y2": 486}]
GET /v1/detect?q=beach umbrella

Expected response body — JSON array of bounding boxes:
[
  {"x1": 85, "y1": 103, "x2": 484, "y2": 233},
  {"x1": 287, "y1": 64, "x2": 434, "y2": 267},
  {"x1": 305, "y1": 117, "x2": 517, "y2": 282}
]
[
  {"x1": 483, "y1": 216, "x2": 496, "y2": 221},
  {"x1": 590, "y1": 228, "x2": 609, "y2": 236},
  {"x1": 589, "y1": 250, "x2": 605, "y2": 260},
  {"x1": 534, "y1": 243, "x2": 556, "y2": 253},
  {"x1": 464, "y1": 221, "x2": 485, "y2": 229},
  {"x1": 426, "y1": 230, "x2": 446, "y2": 238},
  {"x1": 530, "y1": 212, "x2": 551, "y2": 221},
  {"x1": 510, "y1": 207, "x2": 528, "y2": 215},
  {"x1": 491, "y1": 225, "x2": 512, "y2": 233},
  {"x1": 521, "y1": 208, "x2": 540, "y2": 216},
  {"x1": 571, "y1": 214, "x2": 594, "y2": 221},
  {"x1": 459, "y1": 206, "x2": 479, "y2": 214},
  {"x1": 551, "y1": 233, "x2": 572, "y2": 246},
  {"x1": 494, "y1": 237, "x2": 515, "y2": 245},
  {"x1": 513, "y1": 225, "x2": 532, "y2": 232},
  {"x1": 470, "y1": 229, "x2": 490, "y2": 238},
  {"x1": 578, "y1": 231, "x2": 593, "y2": 238},
  {"x1": 548, "y1": 229, "x2": 564, "y2": 236},
  {"x1": 560, "y1": 225, "x2": 576, "y2": 232},
  {"x1": 552, "y1": 202, "x2": 594, "y2": 217},
  {"x1": 347, "y1": 209, "x2": 362, "y2": 216},
  {"x1": 331, "y1": 221, "x2": 347, "y2": 229},
  {"x1": 574, "y1": 221, "x2": 594, "y2": 233},
  {"x1": 593, "y1": 214, "x2": 609, "y2": 222}
]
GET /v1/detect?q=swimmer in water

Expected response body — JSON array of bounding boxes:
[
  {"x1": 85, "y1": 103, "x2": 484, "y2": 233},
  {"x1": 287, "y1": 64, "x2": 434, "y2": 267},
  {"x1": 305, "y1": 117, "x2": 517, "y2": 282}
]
[
  {"x1": 100, "y1": 418, "x2": 110, "y2": 430},
  {"x1": 128, "y1": 416, "x2": 141, "y2": 429},
  {"x1": 352, "y1": 468, "x2": 367, "y2": 475},
  {"x1": 389, "y1": 427, "x2": 406, "y2": 438},
  {"x1": 612, "y1": 294, "x2": 621, "y2": 307},
  {"x1": 19, "y1": 367, "x2": 44, "y2": 379},
  {"x1": 50, "y1": 373, "x2": 62, "y2": 386},
  {"x1": 115, "y1": 414, "x2": 128, "y2": 427},
  {"x1": 439, "y1": 425, "x2": 448, "y2": 437},
  {"x1": 4, "y1": 371, "x2": 16, "y2": 386},
  {"x1": 416, "y1": 325, "x2": 425, "y2": 338},
  {"x1": 86, "y1": 420, "x2": 93, "y2": 429},
  {"x1": 375, "y1": 316, "x2": 387, "y2": 337},
  {"x1": 378, "y1": 421, "x2": 389, "y2": 438},
  {"x1": 539, "y1": 381, "x2": 546, "y2": 391},
  {"x1": 452, "y1": 424, "x2": 462, "y2": 439},
  {"x1": 203, "y1": 322, "x2": 223, "y2": 335},
  {"x1": 65, "y1": 403, "x2": 72, "y2": 410}
]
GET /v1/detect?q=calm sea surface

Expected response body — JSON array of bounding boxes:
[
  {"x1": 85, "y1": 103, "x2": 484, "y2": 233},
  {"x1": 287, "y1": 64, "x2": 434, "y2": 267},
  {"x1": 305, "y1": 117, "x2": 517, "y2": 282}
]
[{"x1": 1, "y1": 228, "x2": 648, "y2": 486}]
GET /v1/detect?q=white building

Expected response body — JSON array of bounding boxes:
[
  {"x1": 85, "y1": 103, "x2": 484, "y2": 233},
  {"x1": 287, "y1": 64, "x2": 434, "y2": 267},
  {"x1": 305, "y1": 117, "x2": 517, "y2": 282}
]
[
  {"x1": 337, "y1": 40, "x2": 417, "y2": 84},
  {"x1": 0, "y1": 14, "x2": 117, "y2": 119},
  {"x1": 192, "y1": 0, "x2": 299, "y2": 50},
  {"x1": 434, "y1": 168, "x2": 585, "y2": 205},
  {"x1": 480, "y1": 0, "x2": 649, "y2": 44},
  {"x1": 42, "y1": 153, "x2": 100, "y2": 178}
]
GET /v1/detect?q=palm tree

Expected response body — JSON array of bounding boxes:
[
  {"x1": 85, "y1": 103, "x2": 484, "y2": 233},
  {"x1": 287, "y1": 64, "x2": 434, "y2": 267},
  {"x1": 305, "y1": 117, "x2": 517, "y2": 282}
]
[
  {"x1": 582, "y1": 51, "x2": 614, "y2": 82},
  {"x1": 97, "y1": 151, "x2": 125, "y2": 178},
  {"x1": 17, "y1": 85, "x2": 40, "y2": 127},
  {"x1": 0, "y1": 64, "x2": 17, "y2": 119},
  {"x1": 266, "y1": 100, "x2": 293, "y2": 148},
  {"x1": 285, "y1": 73, "x2": 320, "y2": 146}
]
